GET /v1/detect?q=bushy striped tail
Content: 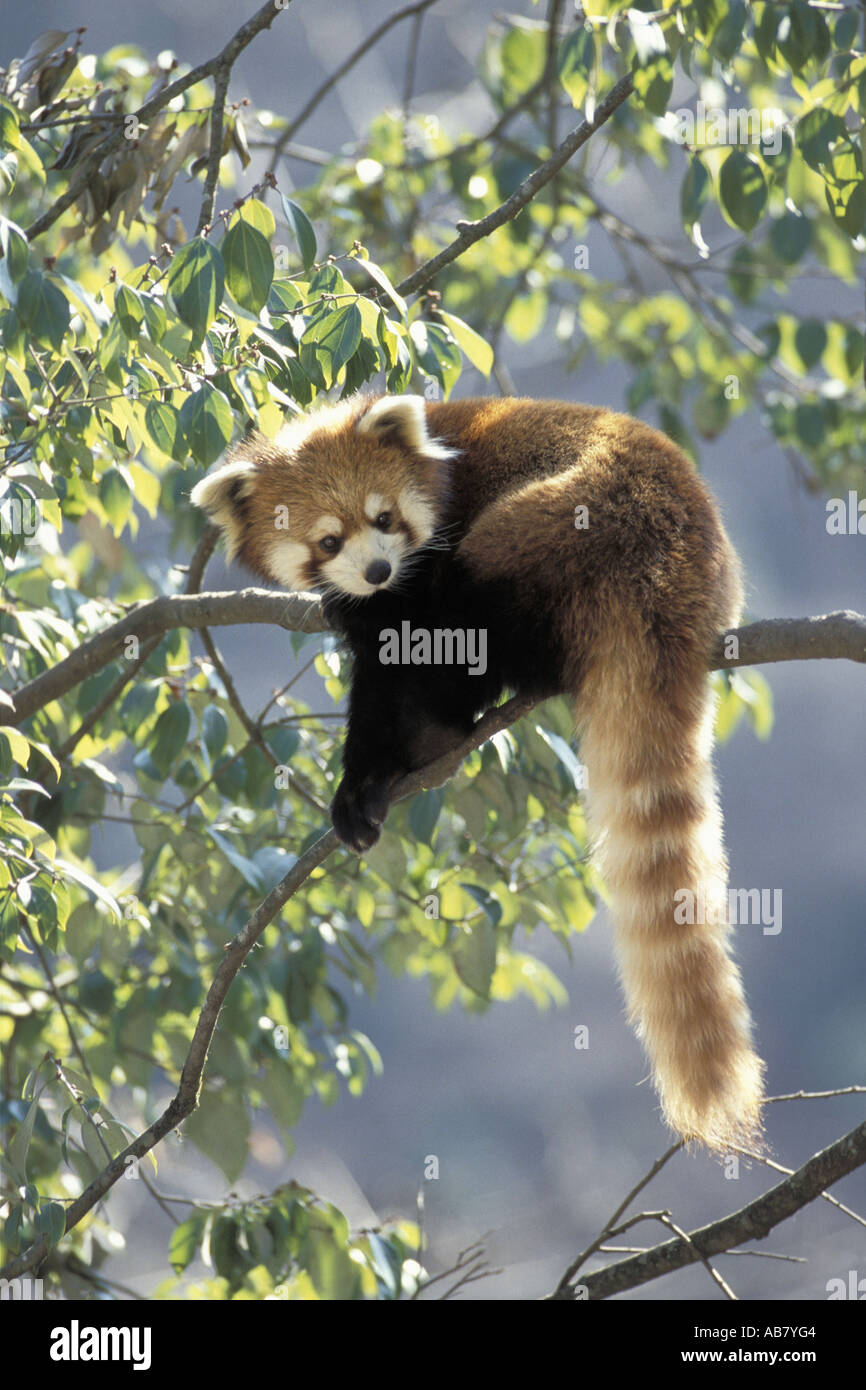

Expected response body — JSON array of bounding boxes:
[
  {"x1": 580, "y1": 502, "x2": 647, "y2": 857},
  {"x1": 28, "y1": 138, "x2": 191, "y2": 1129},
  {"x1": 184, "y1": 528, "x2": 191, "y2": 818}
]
[{"x1": 578, "y1": 631, "x2": 764, "y2": 1151}]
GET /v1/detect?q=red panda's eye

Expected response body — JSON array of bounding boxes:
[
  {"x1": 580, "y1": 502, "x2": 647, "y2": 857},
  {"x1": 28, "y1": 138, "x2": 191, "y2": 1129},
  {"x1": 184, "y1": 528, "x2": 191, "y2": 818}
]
[
  {"x1": 320, "y1": 535, "x2": 342, "y2": 554},
  {"x1": 374, "y1": 511, "x2": 392, "y2": 531}
]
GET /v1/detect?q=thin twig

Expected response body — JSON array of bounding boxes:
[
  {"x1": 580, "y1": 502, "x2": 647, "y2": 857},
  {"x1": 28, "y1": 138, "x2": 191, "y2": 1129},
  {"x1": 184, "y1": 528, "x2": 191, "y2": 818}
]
[
  {"x1": 195, "y1": 65, "x2": 231, "y2": 235},
  {"x1": 267, "y1": 0, "x2": 441, "y2": 174},
  {"x1": 550, "y1": 1119, "x2": 866, "y2": 1300}
]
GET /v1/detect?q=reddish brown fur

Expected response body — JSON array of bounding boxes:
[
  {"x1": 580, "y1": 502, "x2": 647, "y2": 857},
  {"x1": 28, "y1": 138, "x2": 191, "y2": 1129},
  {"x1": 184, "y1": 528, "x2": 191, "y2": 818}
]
[
  {"x1": 224, "y1": 400, "x2": 447, "y2": 588},
  {"x1": 196, "y1": 394, "x2": 765, "y2": 1149}
]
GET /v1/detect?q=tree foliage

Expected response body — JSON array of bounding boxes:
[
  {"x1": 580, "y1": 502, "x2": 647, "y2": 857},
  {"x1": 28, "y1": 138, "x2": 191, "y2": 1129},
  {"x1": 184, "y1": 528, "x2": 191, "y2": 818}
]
[{"x1": 0, "y1": 2, "x2": 861, "y2": 1299}]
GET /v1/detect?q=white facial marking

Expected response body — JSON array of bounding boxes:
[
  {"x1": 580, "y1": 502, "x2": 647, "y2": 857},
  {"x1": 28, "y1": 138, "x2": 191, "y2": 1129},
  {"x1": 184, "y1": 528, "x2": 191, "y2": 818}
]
[
  {"x1": 265, "y1": 539, "x2": 312, "y2": 591},
  {"x1": 364, "y1": 492, "x2": 387, "y2": 521},
  {"x1": 398, "y1": 485, "x2": 436, "y2": 542},
  {"x1": 190, "y1": 460, "x2": 256, "y2": 561},
  {"x1": 322, "y1": 527, "x2": 408, "y2": 597}
]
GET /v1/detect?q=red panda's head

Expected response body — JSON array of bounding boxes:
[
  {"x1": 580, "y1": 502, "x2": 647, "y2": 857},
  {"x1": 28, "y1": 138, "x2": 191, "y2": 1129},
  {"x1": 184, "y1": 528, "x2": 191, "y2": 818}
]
[{"x1": 190, "y1": 394, "x2": 454, "y2": 597}]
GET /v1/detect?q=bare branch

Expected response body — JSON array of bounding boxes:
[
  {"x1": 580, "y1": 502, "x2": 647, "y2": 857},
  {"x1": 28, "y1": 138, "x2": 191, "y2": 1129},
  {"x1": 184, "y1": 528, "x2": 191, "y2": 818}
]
[
  {"x1": 5, "y1": 602, "x2": 864, "y2": 731},
  {"x1": 550, "y1": 1118, "x2": 866, "y2": 1300},
  {"x1": 195, "y1": 64, "x2": 231, "y2": 235},
  {"x1": 5, "y1": 589, "x2": 329, "y2": 727}
]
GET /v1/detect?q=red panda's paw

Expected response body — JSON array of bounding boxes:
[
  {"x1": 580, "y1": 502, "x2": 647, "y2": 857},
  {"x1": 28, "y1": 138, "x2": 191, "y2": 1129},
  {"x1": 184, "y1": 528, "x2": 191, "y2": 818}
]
[{"x1": 331, "y1": 776, "x2": 390, "y2": 853}]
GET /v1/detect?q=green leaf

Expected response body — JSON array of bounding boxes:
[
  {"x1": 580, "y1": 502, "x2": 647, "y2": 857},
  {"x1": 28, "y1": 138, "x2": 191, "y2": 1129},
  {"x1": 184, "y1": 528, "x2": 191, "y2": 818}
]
[
  {"x1": 17, "y1": 271, "x2": 70, "y2": 350},
  {"x1": 719, "y1": 151, "x2": 767, "y2": 232},
  {"x1": 558, "y1": 28, "x2": 594, "y2": 108},
  {"x1": 236, "y1": 197, "x2": 276, "y2": 240},
  {"x1": 0, "y1": 150, "x2": 17, "y2": 196},
  {"x1": 300, "y1": 304, "x2": 362, "y2": 388},
  {"x1": 202, "y1": 705, "x2": 228, "y2": 758},
  {"x1": 167, "y1": 238, "x2": 225, "y2": 342},
  {"x1": 680, "y1": 157, "x2": 710, "y2": 230},
  {"x1": 460, "y1": 883, "x2": 503, "y2": 927},
  {"x1": 169, "y1": 1211, "x2": 208, "y2": 1273},
  {"x1": 504, "y1": 289, "x2": 546, "y2": 343},
  {"x1": 222, "y1": 217, "x2": 274, "y2": 314},
  {"x1": 0, "y1": 99, "x2": 21, "y2": 150},
  {"x1": 438, "y1": 311, "x2": 494, "y2": 377},
  {"x1": 793, "y1": 401, "x2": 825, "y2": 447},
  {"x1": 186, "y1": 1090, "x2": 250, "y2": 1183},
  {"x1": 145, "y1": 400, "x2": 185, "y2": 460},
  {"x1": 115, "y1": 283, "x2": 145, "y2": 339},
  {"x1": 798, "y1": 109, "x2": 846, "y2": 173},
  {"x1": 280, "y1": 194, "x2": 317, "y2": 271},
  {"x1": 179, "y1": 383, "x2": 233, "y2": 466},
  {"x1": 409, "y1": 320, "x2": 462, "y2": 391},
  {"x1": 208, "y1": 828, "x2": 266, "y2": 891},
  {"x1": 453, "y1": 919, "x2": 497, "y2": 999},
  {"x1": 710, "y1": 0, "x2": 747, "y2": 63},
  {"x1": 408, "y1": 788, "x2": 443, "y2": 845},
  {"x1": 35, "y1": 1200, "x2": 66, "y2": 1250},
  {"x1": 8, "y1": 1094, "x2": 40, "y2": 1182},
  {"x1": 353, "y1": 257, "x2": 407, "y2": 319},
  {"x1": 301, "y1": 1227, "x2": 360, "y2": 1300},
  {"x1": 501, "y1": 26, "x2": 546, "y2": 98},
  {"x1": 149, "y1": 700, "x2": 192, "y2": 777},
  {"x1": 534, "y1": 727, "x2": 585, "y2": 789},
  {"x1": 54, "y1": 858, "x2": 121, "y2": 920},
  {"x1": 793, "y1": 320, "x2": 827, "y2": 370},
  {"x1": 769, "y1": 211, "x2": 811, "y2": 264},
  {"x1": 98, "y1": 468, "x2": 132, "y2": 534},
  {"x1": 0, "y1": 218, "x2": 29, "y2": 302},
  {"x1": 835, "y1": 6, "x2": 860, "y2": 50}
]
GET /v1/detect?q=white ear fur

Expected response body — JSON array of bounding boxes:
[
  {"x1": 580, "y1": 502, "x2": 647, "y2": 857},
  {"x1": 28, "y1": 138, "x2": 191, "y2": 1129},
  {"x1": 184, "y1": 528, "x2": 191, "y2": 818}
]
[
  {"x1": 190, "y1": 460, "x2": 256, "y2": 561},
  {"x1": 356, "y1": 395, "x2": 456, "y2": 461}
]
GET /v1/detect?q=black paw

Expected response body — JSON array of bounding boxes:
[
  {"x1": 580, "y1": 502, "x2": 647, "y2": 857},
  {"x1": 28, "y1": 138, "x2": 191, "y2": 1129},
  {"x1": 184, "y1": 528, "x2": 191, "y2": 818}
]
[{"x1": 331, "y1": 776, "x2": 392, "y2": 853}]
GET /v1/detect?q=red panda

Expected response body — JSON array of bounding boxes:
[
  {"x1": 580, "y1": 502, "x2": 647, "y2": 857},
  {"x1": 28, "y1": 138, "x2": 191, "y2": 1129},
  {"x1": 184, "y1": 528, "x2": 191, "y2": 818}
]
[{"x1": 191, "y1": 392, "x2": 765, "y2": 1151}]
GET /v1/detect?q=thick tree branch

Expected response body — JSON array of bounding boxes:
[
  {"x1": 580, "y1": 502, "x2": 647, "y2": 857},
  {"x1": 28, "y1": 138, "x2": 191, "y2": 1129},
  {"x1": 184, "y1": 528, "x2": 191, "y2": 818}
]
[
  {"x1": 25, "y1": 0, "x2": 289, "y2": 243},
  {"x1": 5, "y1": 589, "x2": 329, "y2": 727},
  {"x1": 5, "y1": 602, "x2": 864, "y2": 730},
  {"x1": 394, "y1": 72, "x2": 635, "y2": 298},
  {"x1": 550, "y1": 1118, "x2": 866, "y2": 1300},
  {"x1": 3, "y1": 600, "x2": 863, "y2": 1280}
]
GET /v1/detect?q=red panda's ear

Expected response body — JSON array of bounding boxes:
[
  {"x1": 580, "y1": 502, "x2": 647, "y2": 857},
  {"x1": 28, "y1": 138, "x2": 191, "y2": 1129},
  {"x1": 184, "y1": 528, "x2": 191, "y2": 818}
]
[
  {"x1": 356, "y1": 395, "x2": 455, "y2": 461},
  {"x1": 190, "y1": 459, "x2": 256, "y2": 561}
]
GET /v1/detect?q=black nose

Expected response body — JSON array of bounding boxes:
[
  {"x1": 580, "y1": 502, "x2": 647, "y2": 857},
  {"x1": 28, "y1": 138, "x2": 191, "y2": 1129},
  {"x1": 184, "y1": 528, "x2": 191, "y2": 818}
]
[{"x1": 365, "y1": 560, "x2": 391, "y2": 586}]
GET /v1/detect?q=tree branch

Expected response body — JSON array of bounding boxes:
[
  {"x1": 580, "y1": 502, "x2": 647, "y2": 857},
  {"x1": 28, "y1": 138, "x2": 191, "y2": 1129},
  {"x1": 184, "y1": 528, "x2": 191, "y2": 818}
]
[
  {"x1": 394, "y1": 72, "x2": 635, "y2": 298},
  {"x1": 266, "y1": 0, "x2": 441, "y2": 174},
  {"x1": 5, "y1": 589, "x2": 329, "y2": 727},
  {"x1": 5, "y1": 602, "x2": 864, "y2": 730},
  {"x1": 3, "y1": 602, "x2": 863, "y2": 1282},
  {"x1": 0, "y1": 681, "x2": 536, "y2": 1282},
  {"x1": 550, "y1": 1118, "x2": 866, "y2": 1300},
  {"x1": 25, "y1": 0, "x2": 290, "y2": 243},
  {"x1": 195, "y1": 64, "x2": 231, "y2": 235}
]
